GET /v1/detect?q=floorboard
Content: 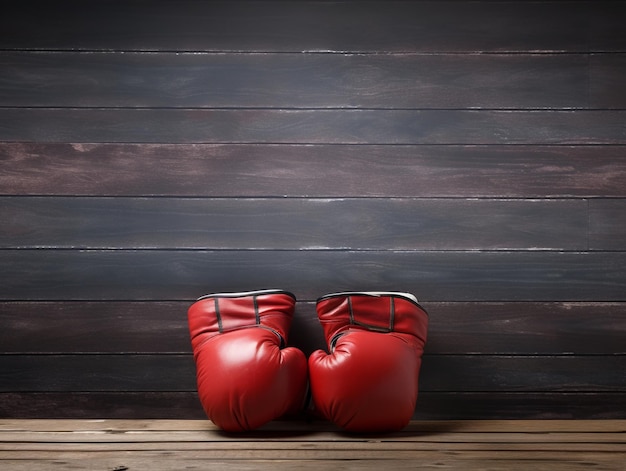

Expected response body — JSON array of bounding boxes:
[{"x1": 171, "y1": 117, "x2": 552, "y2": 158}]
[{"x1": 0, "y1": 420, "x2": 623, "y2": 471}]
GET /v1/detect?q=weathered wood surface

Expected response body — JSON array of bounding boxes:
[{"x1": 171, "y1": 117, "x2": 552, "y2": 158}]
[
  {"x1": 3, "y1": 52, "x2": 625, "y2": 109},
  {"x1": 2, "y1": 250, "x2": 625, "y2": 301},
  {"x1": 2, "y1": 302, "x2": 625, "y2": 355},
  {"x1": 3, "y1": 109, "x2": 626, "y2": 144},
  {"x1": 2, "y1": 0, "x2": 625, "y2": 52},
  {"x1": 3, "y1": 143, "x2": 625, "y2": 198},
  {"x1": 0, "y1": 420, "x2": 624, "y2": 471},
  {"x1": 0, "y1": 52, "x2": 607, "y2": 109},
  {"x1": 0, "y1": 197, "x2": 592, "y2": 250},
  {"x1": 1, "y1": 354, "x2": 624, "y2": 393},
  {"x1": 2, "y1": 392, "x2": 625, "y2": 421},
  {"x1": 1, "y1": 0, "x2": 625, "y2": 422},
  {"x1": 3, "y1": 195, "x2": 626, "y2": 250}
]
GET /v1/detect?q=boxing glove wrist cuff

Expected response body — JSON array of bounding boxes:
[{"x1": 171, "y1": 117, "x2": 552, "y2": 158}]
[
  {"x1": 196, "y1": 289, "x2": 296, "y2": 301},
  {"x1": 317, "y1": 291, "x2": 420, "y2": 306}
]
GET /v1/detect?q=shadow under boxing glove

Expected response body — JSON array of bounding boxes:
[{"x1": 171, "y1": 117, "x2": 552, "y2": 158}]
[
  {"x1": 308, "y1": 291, "x2": 428, "y2": 433},
  {"x1": 188, "y1": 289, "x2": 308, "y2": 432}
]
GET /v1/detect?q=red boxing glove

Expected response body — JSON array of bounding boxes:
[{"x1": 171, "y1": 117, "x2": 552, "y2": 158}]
[
  {"x1": 308, "y1": 291, "x2": 428, "y2": 432},
  {"x1": 188, "y1": 289, "x2": 308, "y2": 432}
]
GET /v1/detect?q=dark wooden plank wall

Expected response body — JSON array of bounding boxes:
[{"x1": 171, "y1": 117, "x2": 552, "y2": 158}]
[{"x1": 1, "y1": 0, "x2": 625, "y2": 420}]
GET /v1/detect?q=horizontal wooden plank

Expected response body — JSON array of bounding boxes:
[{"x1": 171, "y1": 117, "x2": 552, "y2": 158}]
[
  {"x1": 1, "y1": 1, "x2": 624, "y2": 53},
  {"x1": 3, "y1": 442, "x2": 625, "y2": 456},
  {"x1": 0, "y1": 392, "x2": 206, "y2": 420},
  {"x1": 0, "y1": 354, "x2": 623, "y2": 393},
  {"x1": 414, "y1": 392, "x2": 626, "y2": 421},
  {"x1": 419, "y1": 356, "x2": 626, "y2": 392},
  {"x1": 590, "y1": 53, "x2": 626, "y2": 109},
  {"x1": 0, "y1": 301, "x2": 323, "y2": 356},
  {"x1": 0, "y1": 355, "x2": 197, "y2": 392},
  {"x1": 8, "y1": 424, "x2": 624, "y2": 471},
  {"x1": 0, "y1": 457, "x2": 619, "y2": 471},
  {"x1": 3, "y1": 52, "x2": 623, "y2": 109},
  {"x1": 2, "y1": 427, "x2": 625, "y2": 447},
  {"x1": 0, "y1": 197, "x2": 589, "y2": 250},
  {"x1": 3, "y1": 109, "x2": 626, "y2": 144},
  {"x1": 0, "y1": 453, "x2": 623, "y2": 471},
  {"x1": 2, "y1": 301, "x2": 625, "y2": 356},
  {"x1": 0, "y1": 52, "x2": 594, "y2": 109},
  {"x1": 588, "y1": 2, "x2": 626, "y2": 53},
  {"x1": 589, "y1": 199, "x2": 626, "y2": 250},
  {"x1": 4, "y1": 418, "x2": 626, "y2": 434},
  {"x1": 2, "y1": 392, "x2": 624, "y2": 420},
  {"x1": 425, "y1": 302, "x2": 626, "y2": 356},
  {"x1": 3, "y1": 143, "x2": 625, "y2": 198},
  {"x1": 1, "y1": 250, "x2": 625, "y2": 302}
]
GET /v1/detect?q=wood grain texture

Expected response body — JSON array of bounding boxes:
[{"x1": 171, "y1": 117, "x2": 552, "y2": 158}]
[
  {"x1": 2, "y1": 143, "x2": 625, "y2": 198},
  {"x1": 0, "y1": 455, "x2": 616, "y2": 471},
  {"x1": 2, "y1": 1, "x2": 624, "y2": 53},
  {"x1": 2, "y1": 0, "x2": 625, "y2": 423},
  {"x1": 2, "y1": 422, "x2": 625, "y2": 444},
  {"x1": 590, "y1": 53, "x2": 626, "y2": 109},
  {"x1": 1, "y1": 392, "x2": 624, "y2": 420},
  {"x1": 0, "y1": 197, "x2": 589, "y2": 250},
  {"x1": 423, "y1": 302, "x2": 626, "y2": 356},
  {"x1": 3, "y1": 109, "x2": 626, "y2": 144},
  {"x1": 2, "y1": 418, "x2": 624, "y2": 433},
  {"x1": 0, "y1": 52, "x2": 594, "y2": 109},
  {"x1": 3, "y1": 301, "x2": 625, "y2": 355},
  {"x1": 0, "y1": 419, "x2": 624, "y2": 470},
  {"x1": 589, "y1": 199, "x2": 626, "y2": 250},
  {"x1": 1, "y1": 250, "x2": 625, "y2": 302},
  {"x1": 413, "y1": 393, "x2": 626, "y2": 420},
  {"x1": 1, "y1": 354, "x2": 624, "y2": 393}
]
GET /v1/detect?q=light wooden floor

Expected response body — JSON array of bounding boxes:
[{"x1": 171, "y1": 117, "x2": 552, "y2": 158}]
[{"x1": 0, "y1": 419, "x2": 624, "y2": 470}]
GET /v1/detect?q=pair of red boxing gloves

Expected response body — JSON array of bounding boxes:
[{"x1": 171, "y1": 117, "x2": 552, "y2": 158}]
[{"x1": 187, "y1": 289, "x2": 428, "y2": 433}]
